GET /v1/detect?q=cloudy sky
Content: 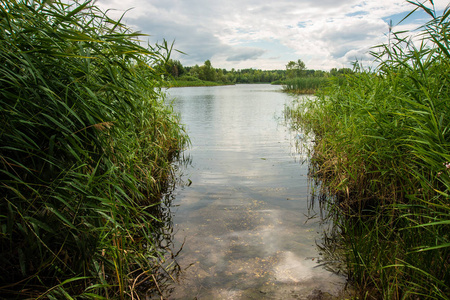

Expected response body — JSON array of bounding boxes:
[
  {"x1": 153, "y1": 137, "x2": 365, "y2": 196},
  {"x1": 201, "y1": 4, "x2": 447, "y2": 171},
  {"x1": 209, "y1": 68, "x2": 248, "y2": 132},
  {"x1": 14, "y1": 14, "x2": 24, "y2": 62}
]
[{"x1": 96, "y1": 0, "x2": 449, "y2": 71}]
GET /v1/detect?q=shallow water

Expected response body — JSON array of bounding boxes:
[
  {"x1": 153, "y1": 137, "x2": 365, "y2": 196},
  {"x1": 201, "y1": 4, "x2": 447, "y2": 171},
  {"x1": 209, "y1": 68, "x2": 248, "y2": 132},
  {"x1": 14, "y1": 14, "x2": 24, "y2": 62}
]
[{"x1": 165, "y1": 84, "x2": 346, "y2": 299}]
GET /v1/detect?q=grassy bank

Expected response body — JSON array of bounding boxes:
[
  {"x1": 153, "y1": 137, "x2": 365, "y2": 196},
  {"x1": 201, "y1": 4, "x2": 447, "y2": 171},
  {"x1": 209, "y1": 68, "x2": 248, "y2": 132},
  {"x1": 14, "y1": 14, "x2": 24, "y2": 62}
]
[
  {"x1": 288, "y1": 3, "x2": 449, "y2": 299},
  {"x1": 167, "y1": 78, "x2": 232, "y2": 87},
  {"x1": 0, "y1": 0, "x2": 188, "y2": 298}
]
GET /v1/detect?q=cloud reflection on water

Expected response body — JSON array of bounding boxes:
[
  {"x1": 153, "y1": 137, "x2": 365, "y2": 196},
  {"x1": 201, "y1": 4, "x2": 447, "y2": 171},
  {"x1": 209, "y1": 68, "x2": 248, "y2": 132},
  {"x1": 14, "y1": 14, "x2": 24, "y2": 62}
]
[{"x1": 166, "y1": 85, "x2": 347, "y2": 299}]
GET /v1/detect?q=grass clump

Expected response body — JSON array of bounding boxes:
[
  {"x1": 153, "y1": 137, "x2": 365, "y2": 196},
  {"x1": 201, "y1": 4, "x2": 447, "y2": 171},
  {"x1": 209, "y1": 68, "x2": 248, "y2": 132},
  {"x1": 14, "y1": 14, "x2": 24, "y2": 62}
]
[
  {"x1": 283, "y1": 77, "x2": 330, "y2": 94},
  {"x1": 0, "y1": 0, "x2": 188, "y2": 298},
  {"x1": 288, "y1": 2, "x2": 450, "y2": 299}
]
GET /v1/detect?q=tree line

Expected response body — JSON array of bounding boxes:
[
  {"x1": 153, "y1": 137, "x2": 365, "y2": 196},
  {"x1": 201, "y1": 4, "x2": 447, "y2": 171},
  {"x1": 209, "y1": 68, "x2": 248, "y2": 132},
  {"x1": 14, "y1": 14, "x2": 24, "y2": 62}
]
[{"x1": 161, "y1": 58, "x2": 354, "y2": 85}]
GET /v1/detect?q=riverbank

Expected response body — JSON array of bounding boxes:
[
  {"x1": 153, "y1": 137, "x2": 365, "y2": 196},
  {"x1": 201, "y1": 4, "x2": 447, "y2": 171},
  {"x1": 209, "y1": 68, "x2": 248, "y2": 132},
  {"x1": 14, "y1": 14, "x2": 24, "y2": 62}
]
[
  {"x1": 166, "y1": 78, "x2": 280, "y2": 87},
  {"x1": 287, "y1": 3, "x2": 449, "y2": 299},
  {"x1": 0, "y1": 1, "x2": 188, "y2": 298},
  {"x1": 167, "y1": 79, "x2": 234, "y2": 87}
]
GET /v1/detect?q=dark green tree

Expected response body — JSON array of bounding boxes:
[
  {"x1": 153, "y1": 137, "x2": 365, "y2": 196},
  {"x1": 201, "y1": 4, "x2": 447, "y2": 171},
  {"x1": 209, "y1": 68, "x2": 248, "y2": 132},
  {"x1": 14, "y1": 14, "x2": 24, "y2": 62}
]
[
  {"x1": 286, "y1": 59, "x2": 306, "y2": 78},
  {"x1": 199, "y1": 60, "x2": 217, "y2": 81},
  {"x1": 164, "y1": 59, "x2": 185, "y2": 77}
]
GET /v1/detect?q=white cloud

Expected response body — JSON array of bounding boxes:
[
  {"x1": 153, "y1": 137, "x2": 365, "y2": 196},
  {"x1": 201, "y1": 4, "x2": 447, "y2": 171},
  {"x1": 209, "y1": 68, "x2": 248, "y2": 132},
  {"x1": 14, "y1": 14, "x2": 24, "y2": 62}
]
[{"x1": 96, "y1": 0, "x2": 449, "y2": 70}]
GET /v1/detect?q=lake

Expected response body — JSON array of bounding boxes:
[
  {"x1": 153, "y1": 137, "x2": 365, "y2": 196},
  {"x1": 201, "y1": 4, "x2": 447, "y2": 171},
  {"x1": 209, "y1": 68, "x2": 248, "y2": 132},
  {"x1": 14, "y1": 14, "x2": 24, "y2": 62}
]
[{"x1": 163, "y1": 84, "x2": 347, "y2": 299}]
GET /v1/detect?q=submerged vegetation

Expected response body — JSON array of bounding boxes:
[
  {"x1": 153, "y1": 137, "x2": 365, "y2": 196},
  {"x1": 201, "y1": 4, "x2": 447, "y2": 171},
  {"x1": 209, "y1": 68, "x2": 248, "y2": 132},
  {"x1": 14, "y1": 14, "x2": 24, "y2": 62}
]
[
  {"x1": 0, "y1": 0, "x2": 188, "y2": 298},
  {"x1": 288, "y1": 2, "x2": 450, "y2": 299}
]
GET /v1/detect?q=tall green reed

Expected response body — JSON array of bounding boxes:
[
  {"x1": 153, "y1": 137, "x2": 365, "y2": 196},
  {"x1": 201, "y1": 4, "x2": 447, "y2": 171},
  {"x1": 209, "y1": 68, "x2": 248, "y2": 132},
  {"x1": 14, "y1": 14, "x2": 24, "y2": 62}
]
[
  {"x1": 288, "y1": 1, "x2": 449, "y2": 299},
  {"x1": 283, "y1": 77, "x2": 329, "y2": 94},
  {"x1": 0, "y1": 0, "x2": 188, "y2": 298}
]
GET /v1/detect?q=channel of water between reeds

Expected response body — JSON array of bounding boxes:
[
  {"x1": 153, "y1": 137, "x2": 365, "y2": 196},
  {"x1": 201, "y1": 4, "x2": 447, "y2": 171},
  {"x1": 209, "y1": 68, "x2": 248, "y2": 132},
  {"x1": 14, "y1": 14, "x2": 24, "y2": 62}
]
[{"x1": 163, "y1": 84, "x2": 352, "y2": 299}]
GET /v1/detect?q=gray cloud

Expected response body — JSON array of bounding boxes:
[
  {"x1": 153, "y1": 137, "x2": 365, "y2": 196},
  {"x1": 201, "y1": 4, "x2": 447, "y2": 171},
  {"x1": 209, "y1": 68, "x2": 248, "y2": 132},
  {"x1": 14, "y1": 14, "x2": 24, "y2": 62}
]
[
  {"x1": 96, "y1": 0, "x2": 436, "y2": 70},
  {"x1": 226, "y1": 48, "x2": 266, "y2": 62},
  {"x1": 129, "y1": 13, "x2": 226, "y2": 64}
]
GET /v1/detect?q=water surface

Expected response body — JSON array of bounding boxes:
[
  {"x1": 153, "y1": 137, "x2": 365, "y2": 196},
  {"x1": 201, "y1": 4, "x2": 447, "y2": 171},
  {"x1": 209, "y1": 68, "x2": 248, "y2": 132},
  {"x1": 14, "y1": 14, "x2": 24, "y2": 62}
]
[{"x1": 166, "y1": 84, "x2": 346, "y2": 299}]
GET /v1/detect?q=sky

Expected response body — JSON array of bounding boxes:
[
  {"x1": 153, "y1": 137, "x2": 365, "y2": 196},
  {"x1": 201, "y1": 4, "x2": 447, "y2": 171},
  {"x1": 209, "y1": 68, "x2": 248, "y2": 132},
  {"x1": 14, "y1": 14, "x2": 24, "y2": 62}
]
[{"x1": 96, "y1": 0, "x2": 449, "y2": 71}]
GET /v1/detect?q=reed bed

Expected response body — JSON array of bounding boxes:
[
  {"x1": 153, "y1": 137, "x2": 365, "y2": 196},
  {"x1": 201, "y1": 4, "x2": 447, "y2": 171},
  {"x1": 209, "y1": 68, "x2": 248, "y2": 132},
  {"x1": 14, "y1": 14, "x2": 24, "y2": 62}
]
[
  {"x1": 283, "y1": 77, "x2": 329, "y2": 94},
  {"x1": 0, "y1": 0, "x2": 188, "y2": 298},
  {"x1": 288, "y1": 2, "x2": 449, "y2": 299}
]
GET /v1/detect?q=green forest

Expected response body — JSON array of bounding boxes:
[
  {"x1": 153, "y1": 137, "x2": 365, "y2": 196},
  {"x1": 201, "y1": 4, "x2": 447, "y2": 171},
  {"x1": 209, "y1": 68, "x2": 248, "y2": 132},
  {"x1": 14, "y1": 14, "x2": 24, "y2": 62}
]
[{"x1": 161, "y1": 57, "x2": 353, "y2": 92}]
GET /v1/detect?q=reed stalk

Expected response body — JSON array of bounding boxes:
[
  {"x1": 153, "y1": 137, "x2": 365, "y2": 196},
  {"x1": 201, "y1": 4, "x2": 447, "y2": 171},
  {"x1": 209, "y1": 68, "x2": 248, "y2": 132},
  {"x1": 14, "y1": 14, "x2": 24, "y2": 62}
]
[
  {"x1": 288, "y1": 2, "x2": 450, "y2": 299},
  {"x1": 0, "y1": 0, "x2": 188, "y2": 298},
  {"x1": 283, "y1": 77, "x2": 329, "y2": 94}
]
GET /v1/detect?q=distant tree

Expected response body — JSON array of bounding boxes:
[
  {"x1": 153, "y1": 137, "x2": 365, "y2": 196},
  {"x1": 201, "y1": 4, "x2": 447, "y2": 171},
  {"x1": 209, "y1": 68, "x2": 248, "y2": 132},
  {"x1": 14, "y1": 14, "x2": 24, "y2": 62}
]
[
  {"x1": 286, "y1": 59, "x2": 306, "y2": 78},
  {"x1": 189, "y1": 64, "x2": 201, "y2": 77},
  {"x1": 338, "y1": 68, "x2": 354, "y2": 75},
  {"x1": 304, "y1": 69, "x2": 315, "y2": 77},
  {"x1": 330, "y1": 68, "x2": 339, "y2": 76},
  {"x1": 314, "y1": 70, "x2": 326, "y2": 77},
  {"x1": 330, "y1": 67, "x2": 354, "y2": 77},
  {"x1": 199, "y1": 60, "x2": 217, "y2": 81},
  {"x1": 216, "y1": 69, "x2": 227, "y2": 82},
  {"x1": 162, "y1": 59, "x2": 185, "y2": 77},
  {"x1": 181, "y1": 63, "x2": 288, "y2": 84}
]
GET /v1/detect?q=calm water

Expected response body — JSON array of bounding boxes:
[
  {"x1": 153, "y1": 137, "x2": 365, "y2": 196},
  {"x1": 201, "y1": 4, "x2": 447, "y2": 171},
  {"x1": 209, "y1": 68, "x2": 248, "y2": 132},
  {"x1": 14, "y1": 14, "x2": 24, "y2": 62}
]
[{"x1": 165, "y1": 84, "x2": 346, "y2": 299}]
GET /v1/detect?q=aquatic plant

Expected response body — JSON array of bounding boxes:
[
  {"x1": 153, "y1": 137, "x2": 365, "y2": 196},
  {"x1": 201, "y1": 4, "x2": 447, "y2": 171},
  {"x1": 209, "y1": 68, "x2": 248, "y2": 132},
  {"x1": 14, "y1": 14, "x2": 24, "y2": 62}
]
[
  {"x1": 283, "y1": 77, "x2": 329, "y2": 94},
  {"x1": 0, "y1": 0, "x2": 188, "y2": 298},
  {"x1": 288, "y1": 1, "x2": 450, "y2": 299}
]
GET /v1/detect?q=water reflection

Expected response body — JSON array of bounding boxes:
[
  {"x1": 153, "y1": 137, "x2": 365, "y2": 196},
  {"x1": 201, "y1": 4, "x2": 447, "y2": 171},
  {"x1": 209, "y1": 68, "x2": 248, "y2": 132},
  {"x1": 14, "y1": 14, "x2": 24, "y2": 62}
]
[
  {"x1": 133, "y1": 184, "x2": 180, "y2": 298},
  {"x1": 161, "y1": 84, "x2": 348, "y2": 299},
  {"x1": 307, "y1": 179, "x2": 349, "y2": 280}
]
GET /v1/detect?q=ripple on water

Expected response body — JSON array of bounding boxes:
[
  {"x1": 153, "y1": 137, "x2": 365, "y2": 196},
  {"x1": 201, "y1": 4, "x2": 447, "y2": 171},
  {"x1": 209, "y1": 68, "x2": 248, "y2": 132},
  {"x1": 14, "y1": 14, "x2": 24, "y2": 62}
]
[
  {"x1": 164, "y1": 85, "x2": 349, "y2": 299},
  {"x1": 167, "y1": 196, "x2": 348, "y2": 299}
]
